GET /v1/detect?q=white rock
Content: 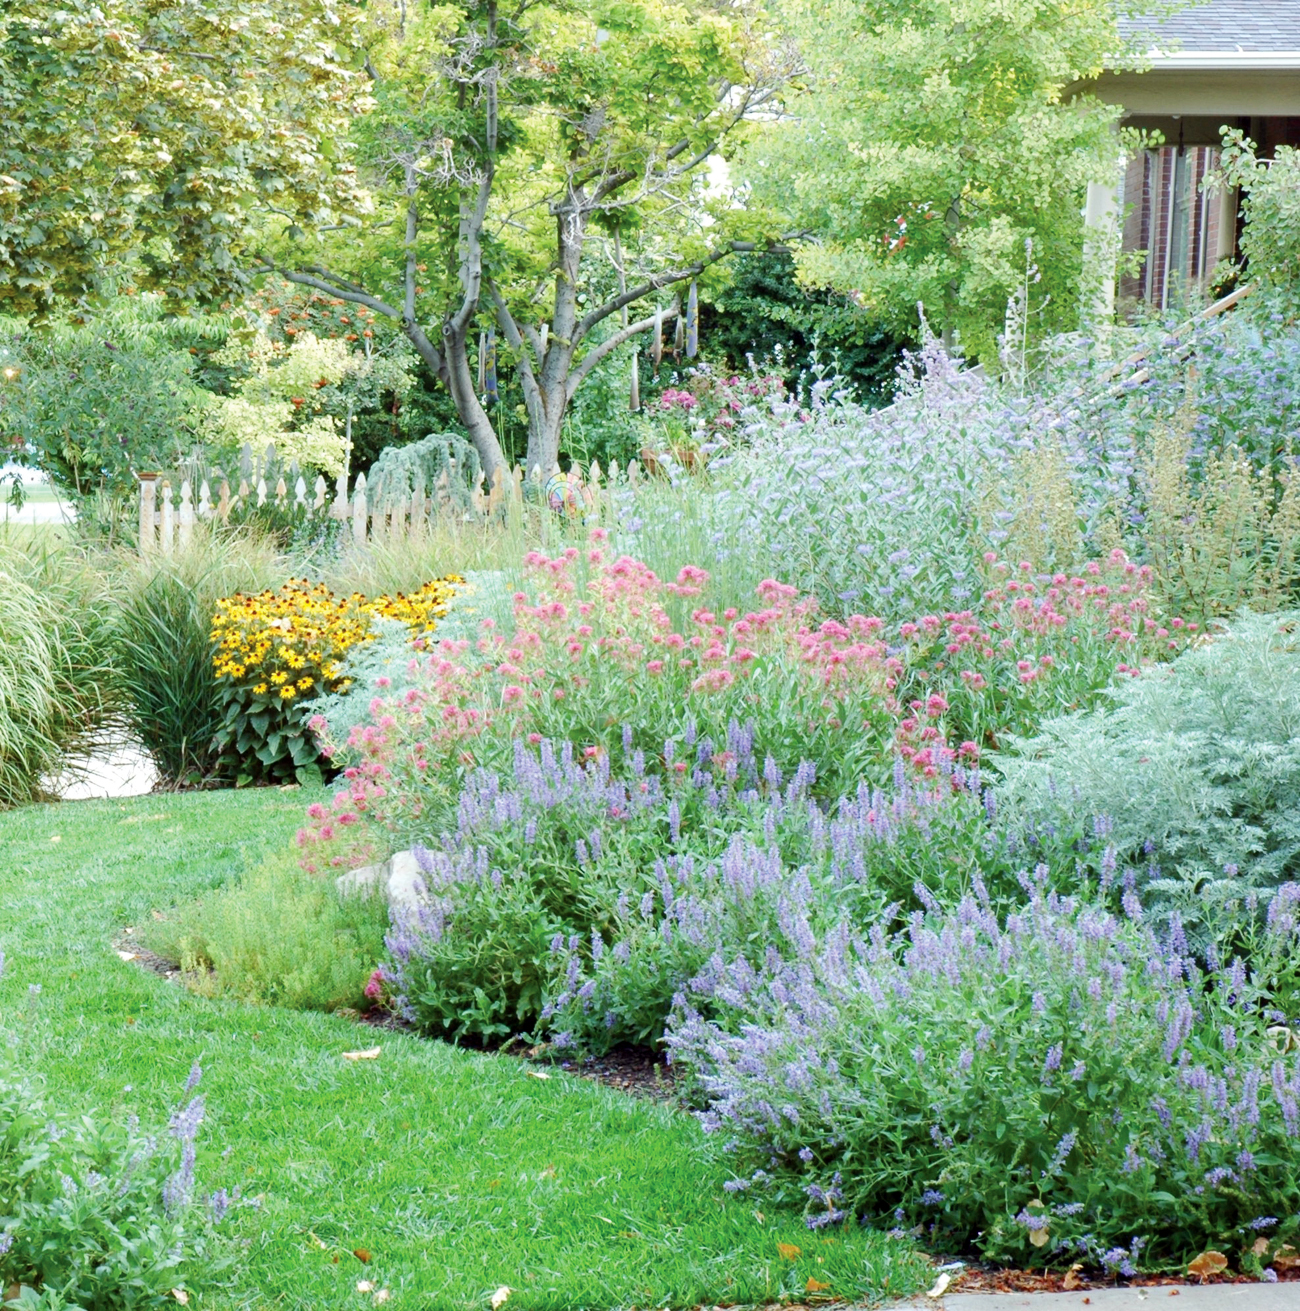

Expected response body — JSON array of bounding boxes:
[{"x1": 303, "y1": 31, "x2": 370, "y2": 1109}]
[{"x1": 336, "y1": 849, "x2": 425, "y2": 909}]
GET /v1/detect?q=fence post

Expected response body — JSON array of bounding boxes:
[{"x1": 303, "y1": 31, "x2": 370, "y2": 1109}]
[
  {"x1": 179, "y1": 479, "x2": 194, "y2": 549},
  {"x1": 217, "y1": 479, "x2": 232, "y2": 521},
  {"x1": 313, "y1": 476, "x2": 328, "y2": 511},
  {"x1": 198, "y1": 479, "x2": 212, "y2": 519},
  {"x1": 159, "y1": 480, "x2": 175, "y2": 558},
  {"x1": 352, "y1": 472, "x2": 367, "y2": 544},
  {"x1": 138, "y1": 474, "x2": 158, "y2": 556}
]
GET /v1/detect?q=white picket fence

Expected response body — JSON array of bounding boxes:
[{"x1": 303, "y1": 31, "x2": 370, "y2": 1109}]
[{"x1": 136, "y1": 446, "x2": 644, "y2": 557}]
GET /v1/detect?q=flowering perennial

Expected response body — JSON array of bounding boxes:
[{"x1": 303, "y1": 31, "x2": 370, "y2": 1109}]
[{"x1": 212, "y1": 575, "x2": 461, "y2": 781}]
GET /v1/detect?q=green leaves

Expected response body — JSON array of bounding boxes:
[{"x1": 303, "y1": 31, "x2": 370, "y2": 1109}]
[
  {"x1": 747, "y1": 0, "x2": 1129, "y2": 358},
  {"x1": 0, "y1": 0, "x2": 372, "y2": 316}
]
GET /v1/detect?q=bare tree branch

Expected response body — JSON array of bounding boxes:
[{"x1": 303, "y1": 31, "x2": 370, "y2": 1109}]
[
  {"x1": 574, "y1": 238, "x2": 789, "y2": 344},
  {"x1": 566, "y1": 305, "x2": 681, "y2": 400}
]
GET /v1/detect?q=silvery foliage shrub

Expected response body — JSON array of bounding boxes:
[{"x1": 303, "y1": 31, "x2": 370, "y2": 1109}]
[
  {"x1": 994, "y1": 612, "x2": 1300, "y2": 931},
  {"x1": 0, "y1": 1040, "x2": 235, "y2": 1310},
  {"x1": 312, "y1": 571, "x2": 512, "y2": 765},
  {"x1": 381, "y1": 732, "x2": 1007, "y2": 1046},
  {"x1": 678, "y1": 340, "x2": 1023, "y2": 618},
  {"x1": 667, "y1": 875, "x2": 1300, "y2": 1273}
]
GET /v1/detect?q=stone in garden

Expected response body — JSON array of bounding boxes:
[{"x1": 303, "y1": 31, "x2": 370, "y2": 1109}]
[{"x1": 336, "y1": 849, "x2": 424, "y2": 909}]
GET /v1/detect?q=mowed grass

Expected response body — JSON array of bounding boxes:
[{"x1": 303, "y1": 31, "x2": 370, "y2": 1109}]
[{"x1": 0, "y1": 790, "x2": 926, "y2": 1310}]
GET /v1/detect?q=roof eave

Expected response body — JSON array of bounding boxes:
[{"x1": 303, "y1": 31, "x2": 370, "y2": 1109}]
[{"x1": 1114, "y1": 50, "x2": 1300, "y2": 71}]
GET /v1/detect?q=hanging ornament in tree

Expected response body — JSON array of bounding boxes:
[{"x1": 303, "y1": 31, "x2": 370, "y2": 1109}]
[
  {"x1": 484, "y1": 329, "x2": 498, "y2": 403},
  {"x1": 630, "y1": 347, "x2": 641, "y2": 412},
  {"x1": 685, "y1": 281, "x2": 699, "y2": 359},
  {"x1": 650, "y1": 306, "x2": 663, "y2": 376},
  {"x1": 672, "y1": 301, "x2": 685, "y2": 360}
]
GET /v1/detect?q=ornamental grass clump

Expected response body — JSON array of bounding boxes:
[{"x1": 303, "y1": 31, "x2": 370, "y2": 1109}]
[
  {"x1": 0, "y1": 536, "x2": 111, "y2": 807},
  {"x1": 211, "y1": 575, "x2": 461, "y2": 782},
  {"x1": 667, "y1": 877, "x2": 1300, "y2": 1273}
]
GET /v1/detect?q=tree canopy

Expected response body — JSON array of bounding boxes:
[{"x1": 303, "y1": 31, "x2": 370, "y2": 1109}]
[
  {"x1": 743, "y1": 0, "x2": 1135, "y2": 359},
  {"x1": 0, "y1": 0, "x2": 372, "y2": 315}
]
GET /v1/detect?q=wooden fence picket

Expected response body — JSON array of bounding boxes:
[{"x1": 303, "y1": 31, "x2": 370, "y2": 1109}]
[{"x1": 137, "y1": 442, "x2": 637, "y2": 556}]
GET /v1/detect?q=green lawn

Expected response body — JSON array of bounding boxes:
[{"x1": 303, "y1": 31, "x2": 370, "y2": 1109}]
[{"x1": 0, "y1": 790, "x2": 925, "y2": 1310}]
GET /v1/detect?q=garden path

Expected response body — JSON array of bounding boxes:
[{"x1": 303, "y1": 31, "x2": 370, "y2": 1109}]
[{"x1": 929, "y1": 1284, "x2": 1300, "y2": 1308}]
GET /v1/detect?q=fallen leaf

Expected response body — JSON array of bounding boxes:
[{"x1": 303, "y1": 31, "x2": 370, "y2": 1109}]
[
  {"x1": 805, "y1": 1276, "x2": 830, "y2": 1293},
  {"x1": 490, "y1": 1287, "x2": 512, "y2": 1310},
  {"x1": 353, "y1": 1248, "x2": 372, "y2": 1264},
  {"x1": 1276, "y1": 1244, "x2": 1300, "y2": 1271},
  {"x1": 1254, "y1": 1237, "x2": 1271, "y2": 1256},
  {"x1": 926, "y1": 1272, "x2": 951, "y2": 1299},
  {"x1": 526, "y1": 1069, "x2": 550, "y2": 1080},
  {"x1": 116, "y1": 950, "x2": 138, "y2": 962},
  {"x1": 537, "y1": 1164, "x2": 556, "y2": 1180},
  {"x1": 343, "y1": 1048, "x2": 381, "y2": 1061},
  {"x1": 356, "y1": 1281, "x2": 375, "y2": 1294},
  {"x1": 777, "y1": 1242, "x2": 802, "y2": 1261},
  {"x1": 1063, "y1": 1263, "x2": 1084, "y2": 1290},
  {"x1": 1029, "y1": 1225, "x2": 1050, "y2": 1247},
  {"x1": 752, "y1": 1210, "x2": 764, "y2": 1224},
  {"x1": 1169, "y1": 1292, "x2": 1180, "y2": 1298},
  {"x1": 308, "y1": 1232, "x2": 328, "y2": 1250},
  {"x1": 1187, "y1": 1250, "x2": 1228, "y2": 1282},
  {"x1": 50, "y1": 834, "x2": 61, "y2": 843},
  {"x1": 171, "y1": 1291, "x2": 189, "y2": 1306},
  {"x1": 374, "y1": 1291, "x2": 391, "y2": 1304}
]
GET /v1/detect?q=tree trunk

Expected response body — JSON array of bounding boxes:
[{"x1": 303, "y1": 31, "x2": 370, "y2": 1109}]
[
  {"x1": 400, "y1": 317, "x2": 506, "y2": 478},
  {"x1": 443, "y1": 322, "x2": 506, "y2": 479},
  {"x1": 523, "y1": 376, "x2": 566, "y2": 476}
]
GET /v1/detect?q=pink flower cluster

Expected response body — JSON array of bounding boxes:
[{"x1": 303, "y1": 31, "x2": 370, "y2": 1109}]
[{"x1": 296, "y1": 536, "x2": 1189, "y2": 859}]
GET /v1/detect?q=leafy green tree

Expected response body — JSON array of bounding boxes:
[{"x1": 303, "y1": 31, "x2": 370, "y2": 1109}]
[
  {"x1": 701, "y1": 253, "x2": 903, "y2": 403},
  {"x1": 264, "y1": 0, "x2": 793, "y2": 476},
  {"x1": 0, "y1": 297, "x2": 225, "y2": 531},
  {"x1": 1215, "y1": 131, "x2": 1300, "y2": 306},
  {"x1": 745, "y1": 0, "x2": 1134, "y2": 360},
  {"x1": 0, "y1": 0, "x2": 371, "y2": 315}
]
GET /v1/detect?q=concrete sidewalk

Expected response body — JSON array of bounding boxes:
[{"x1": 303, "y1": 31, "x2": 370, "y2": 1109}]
[{"x1": 915, "y1": 1282, "x2": 1300, "y2": 1308}]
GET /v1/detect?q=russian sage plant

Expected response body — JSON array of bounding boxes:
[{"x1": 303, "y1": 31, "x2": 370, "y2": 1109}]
[{"x1": 667, "y1": 876, "x2": 1300, "y2": 1271}]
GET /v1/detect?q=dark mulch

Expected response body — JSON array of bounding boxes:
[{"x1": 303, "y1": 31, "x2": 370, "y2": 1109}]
[
  {"x1": 928, "y1": 1251, "x2": 1300, "y2": 1296},
  {"x1": 550, "y1": 1043, "x2": 680, "y2": 1102}
]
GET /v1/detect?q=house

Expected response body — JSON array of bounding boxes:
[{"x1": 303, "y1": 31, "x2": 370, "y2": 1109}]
[{"x1": 1082, "y1": 3, "x2": 1300, "y2": 312}]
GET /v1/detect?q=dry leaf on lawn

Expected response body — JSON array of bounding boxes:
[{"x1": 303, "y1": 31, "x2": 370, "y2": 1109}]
[
  {"x1": 374, "y1": 1291, "x2": 391, "y2": 1304},
  {"x1": 926, "y1": 1273, "x2": 951, "y2": 1299},
  {"x1": 805, "y1": 1276, "x2": 830, "y2": 1293},
  {"x1": 171, "y1": 1291, "x2": 189, "y2": 1306},
  {"x1": 1187, "y1": 1250, "x2": 1228, "y2": 1281},
  {"x1": 776, "y1": 1242, "x2": 802, "y2": 1261},
  {"x1": 490, "y1": 1286, "x2": 512, "y2": 1309},
  {"x1": 353, "y1": 1248, "x2": 372, "y2": 1264},
  {"x1": 116, "y1": 950, "x2": 138, "y2": 962},
  {"x1": 525, "y1": 1070, "x2": 550, "y2": 1080},
  {"x1": 356, "y1": 1281, "x2": 375, "y2": 1294},
  {"x1": 1063, "y1": 1263, "x2": 1084, "y2": 1290},
  {"x1": 343, "y1": 1048, "x2": 382, "y2": 1061}
]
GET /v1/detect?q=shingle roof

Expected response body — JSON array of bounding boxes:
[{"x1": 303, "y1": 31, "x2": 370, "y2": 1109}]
[{"x1": 1121, "y1": 2, "x2": 1300, "y2": 53}]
